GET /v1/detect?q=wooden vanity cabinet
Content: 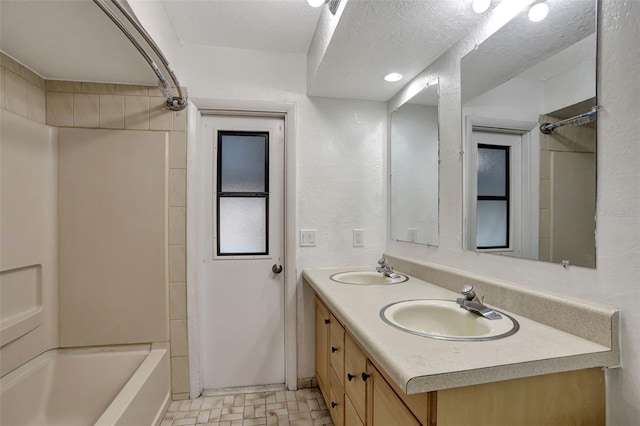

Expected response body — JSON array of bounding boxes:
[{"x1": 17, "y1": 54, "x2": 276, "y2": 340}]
[{"x1": 315, "y1": 296, "x2": 605, "y2": 425}]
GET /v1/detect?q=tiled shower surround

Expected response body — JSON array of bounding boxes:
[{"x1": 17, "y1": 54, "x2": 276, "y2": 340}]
[{"x1": 0, "y1": 52, "x2": 190, "y2": 399}]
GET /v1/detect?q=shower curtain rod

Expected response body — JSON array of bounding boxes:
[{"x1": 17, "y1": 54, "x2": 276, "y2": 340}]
[
  {"x1": 540, "y1": 105, "x2": 600, "y2": 134},
  {"x1": 93, "y1": 0, "x2": 187, "y2": 111}
]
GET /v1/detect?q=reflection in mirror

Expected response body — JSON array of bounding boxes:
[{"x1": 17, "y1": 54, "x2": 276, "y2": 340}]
[
  {"x1": 390, "y1": 80, "x2": 439, "y2": 246},
  {"x1": 461, "y1": 0, "x2": 597, "y2": 268}
]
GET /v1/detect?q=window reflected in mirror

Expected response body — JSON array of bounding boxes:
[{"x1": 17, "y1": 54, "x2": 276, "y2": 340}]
[
  {"x1": 390, "y1": 81, "x2": 439, "y2": 246},
  {"x1": 461, "y1": 0, "x2": 597, "y2": 268}
]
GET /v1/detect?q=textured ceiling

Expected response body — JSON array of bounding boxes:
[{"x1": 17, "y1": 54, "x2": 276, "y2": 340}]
[
  {"x1": 461, "y1": 0, "x2": 596, "y2": 103},
  {"x1": 161, "y1": 0, "x2": 323, "y2": 54},
  {"x1": 307, "y1": 0, "x2": 489, "y2": 101}
]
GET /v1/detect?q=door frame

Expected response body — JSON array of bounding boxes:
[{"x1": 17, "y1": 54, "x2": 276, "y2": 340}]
[{"x1": 186, "y1": 98, "x2": 298, "y2": 398}]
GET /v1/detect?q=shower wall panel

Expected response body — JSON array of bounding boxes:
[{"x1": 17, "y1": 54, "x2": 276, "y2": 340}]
[{"x1": 58, "y1": 128, "x2": 169, "y2": 347}]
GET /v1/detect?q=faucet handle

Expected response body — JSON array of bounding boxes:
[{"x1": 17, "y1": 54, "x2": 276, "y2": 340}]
[
  {"x1": 377, "y1": 256, "x2": 387, "y2": 266},
  {"x1": 460, "y1": 284, "x2": 476, "y2": 301}
]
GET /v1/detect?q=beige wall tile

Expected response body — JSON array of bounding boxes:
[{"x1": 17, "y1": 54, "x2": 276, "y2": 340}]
[
  {"x1": 169, "y1": 207, "x2": 186, "y2": 245},
  {"x1": 46, "y1": 92, "x2": 74, "y2": 127},
  {"x1": 172, "y1": 393, "x2": 190, "y2": 401},
  {"x1": 174, "y1": 110, "x2": 186, "y2": 131},
  {"x1": 170, "y1": 131, "x2": 187, "y2": 168},
  {"x1": 150, "y1": 99, "x2": 174, "y2": 131},
  {"x1": 19, "y1": 65, "x2": 45, "y2": 90},
  {"x1": 116, "y1": 84, "x2": 149, "y2": 96},
  {"x1": 539, "y1": 237, "x2": 550, "y2": 261},
  {"x1": 171, "y1": 356, "x2": 190, "y2": 393},
  {"x1": 81, "y1": 82, "x2": 116, "y2": 94},
  {"x1": 73, "y1": 94, "x2": 99, "y2": 128},
  {"x1": 539, "y1": 208, "x2": 550, "y2": 238},
  {"x1": 46, "y1": 80, "x2": 82, "y2": 93},
  {"x1": 170, "y1": 319, "x2": 188, "y2": 356},
  {"x1": 99, "y1": 95, "x2": 125, "y2": 129},
  {"x1": 125, "y1": 96, "x2": 150, "y2": 130},
  {"x1": 169, "y1": 245, "x2": 186, "y2": 283},
  {"x1": 170, "y1": 169, "x2": 187, "y2": 206},
  {"x1": 27, "y1": 83, "x2": 46, "y2": 124},
  {"x1": 0, "y1": 53, "x2": 20, "y2": 74},
  {"x1": 170, "y1": 283, "x2": 187, "y2": 320},
  {"x1": 5, "y1": 71, "x2": 28, "y2": 117},
  {"x1": 539, "y1": 179, "x2": 550, "y2": 210},
  {"x1": 1, "y1": 67, "x2": 6, "y2": 109}
]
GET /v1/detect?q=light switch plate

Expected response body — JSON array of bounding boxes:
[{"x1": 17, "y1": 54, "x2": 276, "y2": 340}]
[
  {"x1": 408, "y1": 228, "x2": 418, "y2": 243},
  {"x1": 300, "y1": 229, "x2": 317, "y2": 247}
]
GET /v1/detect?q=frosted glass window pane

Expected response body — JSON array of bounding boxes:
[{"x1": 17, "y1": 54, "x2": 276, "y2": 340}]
[
  {"x1": 220, "y1": 134, "x2": 266, "y2": 192},
  {"x1": 478, "y1": 147, "x2": 507, "y2": 197},
  {"x1": 477, "y1": 200, "x2": 507, "y2": 247},
  {"x1": 219, "y1": 197, "x2": 267, "y2": 254}
]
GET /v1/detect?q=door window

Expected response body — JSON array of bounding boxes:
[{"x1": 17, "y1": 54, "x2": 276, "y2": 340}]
[{"x1": 216, "y1": 131, "x2": 269, "y2": 256}]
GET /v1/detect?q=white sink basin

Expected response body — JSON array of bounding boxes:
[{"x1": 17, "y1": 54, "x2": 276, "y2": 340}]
[
  {"x1": 381, "y1": 300, "x2": 519, "y2": 341},
  {"x1": 330, "y1": 271, "x2": 408, "y2": 285}
]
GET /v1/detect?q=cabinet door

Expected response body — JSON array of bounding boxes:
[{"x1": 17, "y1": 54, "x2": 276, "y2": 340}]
[
  {"x1": 367, "y1": 362, "x2": 420, "y2": 426},
  {"x1": 329, "y1": 367, "x2": 345, "y2": 426},
  {"x1": 329, "y1": 313, "x2": 345, "y2": 385},
  {"x1": 315, "y1": 298, "x2": 330, "y2": 394},
  {"x1": 345, "y1": 395, "x2": 365, "y2": 426},
  {"x1": 344, "y1": 332, "x2": 367, "y2": 423}
]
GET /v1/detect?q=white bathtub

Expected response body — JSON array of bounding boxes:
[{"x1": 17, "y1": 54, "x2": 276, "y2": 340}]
[{"x1": 0, "y1": 345, "x2": 170, "y2": 426}]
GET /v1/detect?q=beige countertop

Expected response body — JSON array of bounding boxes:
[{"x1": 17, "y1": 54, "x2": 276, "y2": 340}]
[{"x1": 303, "y1": 267, "x2": 618, "y2": 394}]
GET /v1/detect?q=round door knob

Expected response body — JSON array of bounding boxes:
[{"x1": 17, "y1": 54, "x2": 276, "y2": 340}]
[
  {"x1": 331, "y1": 346, "x2": 338, "y2": 353},
  {"x1": 361, "y1": 372, "x2": 370, "y2": 382},
  {"x1": 272, "y1": 264, "x2": 283, "y2": 274},
  {"x1": 347, "y1": 373, "x2": 356, "y2": 381},
  {"x1": 324, "y1": 318, "x2": 330, "y2": 325},
  {"x1": 331, "y1": 401, "x2": 337, "y2": 408}
]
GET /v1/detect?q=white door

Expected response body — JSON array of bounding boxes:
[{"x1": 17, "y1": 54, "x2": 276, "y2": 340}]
[{"x1": 199, "y1": 114, "x2": 285, "y2": 389}]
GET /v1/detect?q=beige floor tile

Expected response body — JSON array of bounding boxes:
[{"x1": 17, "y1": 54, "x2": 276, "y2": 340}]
[{"x1": 234, "y1": 394, "x2": 245, "y2": 407}]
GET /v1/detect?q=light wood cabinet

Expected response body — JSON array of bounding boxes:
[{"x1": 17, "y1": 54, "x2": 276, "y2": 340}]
[
  {"x1": 345, "y1": 395, "x2": 365, "y2": 426},
  {"x1": 367, "y1": 361, "x2": 420, "y2": 426},
  {"x1": 314, "y1": 295, "x2": 605, "y2": 426},
  {"x1": 329, "y1": 312, "x2": 345, "y2": 385},
  {"x1": 344, "y1": 332, "x2": 367, "y2": 423},
  {"x1": 315, "y1": 299, "x2": 330, "y2": 394}
]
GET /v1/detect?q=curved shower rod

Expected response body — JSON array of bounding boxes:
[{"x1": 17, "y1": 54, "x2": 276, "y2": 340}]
[{"x1": 93, "y1": 0, "x2": 187, "y2": 111}]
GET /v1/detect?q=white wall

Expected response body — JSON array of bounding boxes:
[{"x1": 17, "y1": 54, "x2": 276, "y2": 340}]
[
  {"x1": 175, "y1": 44, "x2": 388, "y2": 381},
  {"x1": 388, "y1": 0, "x2": 640, "y2": 422}
]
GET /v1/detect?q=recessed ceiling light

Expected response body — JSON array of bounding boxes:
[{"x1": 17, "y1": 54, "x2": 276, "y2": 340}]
[
  {"x1": 528, "y1": 2, "x2": 549, "y2": 22},
  {"x1": 307, "y1": 0, "x2": 325, "y2": 7},
  {"x1": 384, "y1": 73, "x2": 403, "y2": 82},
  {"x1": 472, "y1": 0, "x2": 491, "y2": 14}
]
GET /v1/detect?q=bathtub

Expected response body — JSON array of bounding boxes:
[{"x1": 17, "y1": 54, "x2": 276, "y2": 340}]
[{"x1": 0, "y1": 344, "x2": 170, "y2": 425}]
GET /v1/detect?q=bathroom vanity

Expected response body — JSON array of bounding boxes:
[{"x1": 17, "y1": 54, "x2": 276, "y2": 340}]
[{"x1": 304, "y1": 261, "x2": 618, "y2": 426}]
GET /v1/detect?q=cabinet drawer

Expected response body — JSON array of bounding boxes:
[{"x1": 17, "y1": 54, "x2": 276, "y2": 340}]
[
  {"x1": 345, "y1": 394, "x2": 364, "y2": 426},
  {"x1": 329, "y1": 367, "x2": 345, "y2": 426},
  {"x1": 329, "y1": 313, "x2": 345, "y2": 384},
  {"x1": 344, "y1": 332, "x2": 367, "y2": 423}
]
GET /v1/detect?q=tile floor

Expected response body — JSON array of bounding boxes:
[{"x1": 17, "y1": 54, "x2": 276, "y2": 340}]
[{"x1": 161, "y1": 387, "x2": 334, "y2": 426}]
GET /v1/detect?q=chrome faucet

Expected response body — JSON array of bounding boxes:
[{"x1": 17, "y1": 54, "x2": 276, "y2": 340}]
[
  {"x1": 376, "y1": 256, "x2": 401, "y2": 279},
  {"x1": 456, "y1": 284, "x2": 502, "y2": 320}
]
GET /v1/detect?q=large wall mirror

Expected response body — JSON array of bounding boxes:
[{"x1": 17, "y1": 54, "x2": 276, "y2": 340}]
[
  {"x1": 390, "y1": 80, "x2": 439, "y2": 246},
  {"x1": 461, "y1": 0, "x2": 597, "y2": 268}
]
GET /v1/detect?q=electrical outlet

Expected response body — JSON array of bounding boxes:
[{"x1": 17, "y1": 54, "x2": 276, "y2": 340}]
[
  {"x1": 353, "y1": 229, "x2": 364, "y2": 247},
  {"x1": 300, "y1": 229, "x2": 317, "y2": 247},
  {"x1": 408, "y1": 228, "x2": 418, "y2": 243}
]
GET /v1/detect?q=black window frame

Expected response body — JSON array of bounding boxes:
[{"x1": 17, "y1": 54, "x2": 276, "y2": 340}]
[
  {"x1": 216, "y1": 130, "x2": 270, "y2": 257},
  {"x1": 476, "y1": 143, "x2": 510, "y2": 250}
]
